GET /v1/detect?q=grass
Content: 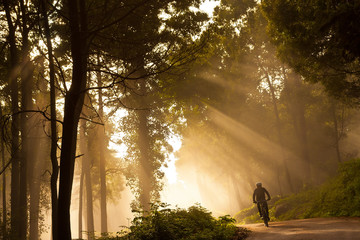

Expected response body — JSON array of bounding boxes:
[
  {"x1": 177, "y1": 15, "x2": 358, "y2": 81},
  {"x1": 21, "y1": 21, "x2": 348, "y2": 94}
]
[{"x1": 235, "y1": 158, "x2": 360, "y2": 223}]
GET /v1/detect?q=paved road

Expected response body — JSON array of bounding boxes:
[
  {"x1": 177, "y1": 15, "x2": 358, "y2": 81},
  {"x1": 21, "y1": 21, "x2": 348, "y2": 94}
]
[{"x1": 241, "y1": 217, "x2": 360, "y2": 240}]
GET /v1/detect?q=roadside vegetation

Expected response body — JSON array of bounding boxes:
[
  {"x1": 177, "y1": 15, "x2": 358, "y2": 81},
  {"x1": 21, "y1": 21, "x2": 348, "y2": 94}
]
[
  {"x1": 235, "y1": 159, "x2": 360, "y2": 224},
  {"x1": 97, "y1": 203, "x2": 250, "y2": 240}
]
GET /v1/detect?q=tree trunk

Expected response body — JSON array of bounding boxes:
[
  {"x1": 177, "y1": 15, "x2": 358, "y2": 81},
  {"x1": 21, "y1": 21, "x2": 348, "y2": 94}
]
[
  {"x1": 4, "y1": 1, "x2": 21, "y2": 239},
  {"x1": 57, "y1": 57, "x2": 87, "y2": 240},
  {"x1": 330, "y1": 100, "x2": 342, "y2": 163},
  {"x1": 78, "y1": 165, "x2": 84, "y2": 240},
  {"x1": 97, "y1": 73, "x2": 108, "y2": 235},
  {"x1": 40, "y1": 0, "x2": 59, "y2": 238},
  {"x1": 19, "y1": 15, "x2": 33, "y2": 238},
  {"x1": 0, "y1": 104, "x2": 7, "y2": 239},
  {"x1": 283, "y1": 72, "x2": 311, "y2": 187},
  {"x1": 264, "y1": 70, "x2": 293, "y2": 193},
  {"x1": 28, "y1": 120, "x2": 46, "y2": 240},
  {"x1": 57, "y1": 0, "x2": 88, "y2": 239},
  {"x1": 294, "y1": 80, "x2": 311, "y2": 185},
  {"x1": 28, "y1": 65, "x2": 48, "y2": 240},
  {"x1": 79, "y1": 117, "x2": 95, "y2": 240},
  {"x1": 298, "y1": 109, "x2": 311, "y2": 183},
  {"x1": 137, "y1": 78, "x2": 152, "y2": 213}
]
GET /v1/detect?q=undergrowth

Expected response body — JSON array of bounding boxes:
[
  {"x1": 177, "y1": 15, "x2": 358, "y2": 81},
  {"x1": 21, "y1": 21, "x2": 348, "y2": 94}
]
[
  {"x1": 235, "y1": 158, "x2": 360, "y2": 223},
  {"x1": 97, "y1": 203, "x2": 250, "y2": 240}
]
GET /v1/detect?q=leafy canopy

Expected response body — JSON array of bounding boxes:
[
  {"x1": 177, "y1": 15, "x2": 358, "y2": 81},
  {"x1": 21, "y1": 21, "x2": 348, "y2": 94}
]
[{"x1": 261, "y1": 0, "x2": 360, "y2": 102}]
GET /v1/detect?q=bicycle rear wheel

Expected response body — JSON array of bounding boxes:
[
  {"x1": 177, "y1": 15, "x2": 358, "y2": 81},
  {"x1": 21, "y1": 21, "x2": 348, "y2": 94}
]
[
  {"x1": 263, "y1": 214, "x2": 269, "y2": 227},
  {"x1": 261, "y1": 204, "x2": 269, "y2": 227}
]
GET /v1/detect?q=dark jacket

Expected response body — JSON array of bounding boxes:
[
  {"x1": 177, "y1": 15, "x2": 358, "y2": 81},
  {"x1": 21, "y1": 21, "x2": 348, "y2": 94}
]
[{"x1": 253, "y1": 187, "x2": 271, "y2": 202}]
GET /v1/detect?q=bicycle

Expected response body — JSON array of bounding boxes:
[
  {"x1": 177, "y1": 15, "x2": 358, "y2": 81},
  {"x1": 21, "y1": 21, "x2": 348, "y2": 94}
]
[{"x1": 255, "y1": 200, "x2": 270, "y2": 227}]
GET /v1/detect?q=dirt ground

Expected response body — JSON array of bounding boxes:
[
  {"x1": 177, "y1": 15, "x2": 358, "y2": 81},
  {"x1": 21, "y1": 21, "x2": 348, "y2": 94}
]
[{"x1": 240, "y1": 217, "x2": 360, "y2": 240}]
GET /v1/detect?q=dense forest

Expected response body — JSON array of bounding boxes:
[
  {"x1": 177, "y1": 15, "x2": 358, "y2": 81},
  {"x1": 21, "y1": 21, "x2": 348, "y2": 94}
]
[{"x1": 0, "y1": 0, "x2": 359, "y2": 239}]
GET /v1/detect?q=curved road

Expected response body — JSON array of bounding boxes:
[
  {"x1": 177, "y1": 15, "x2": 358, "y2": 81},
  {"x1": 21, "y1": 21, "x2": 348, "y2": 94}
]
[{"x1": 241, "y1": 217, "x2": 360, "y2": 240}]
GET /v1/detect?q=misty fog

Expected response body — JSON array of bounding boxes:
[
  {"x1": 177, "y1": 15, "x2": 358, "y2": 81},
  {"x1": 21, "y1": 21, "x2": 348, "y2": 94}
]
[{"x1": 1, "y1": 0, "x2": 360, "y2": 240}]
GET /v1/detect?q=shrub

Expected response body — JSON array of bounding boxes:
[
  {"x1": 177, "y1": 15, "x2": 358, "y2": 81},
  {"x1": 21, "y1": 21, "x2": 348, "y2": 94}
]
[
  {"x1": 274, "y1": 158, "x2": 360, "y2": 220},
  {"x1": 309, "y1": 158, "x2": 360, "y2": 217},
  {"x1": 234, "y1": 159, "x2": 360, "y2": 222},
  {"x1": 98, "y1": 203, "x2": 249, "y2": 240}
]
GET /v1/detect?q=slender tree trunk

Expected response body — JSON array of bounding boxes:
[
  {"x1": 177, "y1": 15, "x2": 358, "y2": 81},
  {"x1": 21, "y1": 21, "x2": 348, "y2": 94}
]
[
  {"x1": 19, "y1": 43, "x2": 33, "y2": 240},
  {"x1": 19, "y1": 74, "x2": 29, "y2": 239},
  {"x1": 283, "y1": 72, "x2": 311, "y2": 187},
  {"x1": 294, "y1": 79, "x2": 311, "y2": 185},
  {"x1": 9, "y1": 86, "x2": 20, "y2": 240},
  {"x1": 137, "y1": 78, "x2": 152, "y2": 213},
  {"x1": 4, "y1": 1, "x2": 21, "y2": 239},
  {"x1": 0, "y1": 104, "x2": 7, "y2": 239},
  {"x1": 41, "y1": 0, "x2": 60, "y2": 238},
  {"x1": 9, "y1": 53, "x2": 20, "y2": 240},
  {"x1": 78, "y1": 165, "x2": 84, "y2": 240},
  {"x1": 85, "y1": 169, "x2": 95, "y2": 240},
  {"x1": 58, "y1": 0, "x2": 88, "y2": 238},
  {"x1": 79, "y1": 117, "x2": 95, "y2": 240},
  {"x1": 331, "y1": 101, "x2": 342, "y2": 163},
  {"x1": 298, "y1": 110, "x2": 311, "y2": 182},
  {"x1": 28, "y1": 120, "x2": 45, "y2": 240},
  {"x1": 19, "y1": 1, "x2": 35, "y2": 238},
  {"x1": 264, "y1": 70, "x2": 293, "y2": 193},
  {"x1": 97, "y1": 71, "x2": 108, "y2": 235},
  {"x1": 28, "y1": 133, "x2": 41, "y2": 240},
  {"x1": 41, "y1": 0, "x2": 59, "y2": 239},
  {"x1": 57, "y1": 55, "x2": 87, "y2": 240},
  {"x1": 29, "y1": 71, "x2": 48, "y2": 240}
]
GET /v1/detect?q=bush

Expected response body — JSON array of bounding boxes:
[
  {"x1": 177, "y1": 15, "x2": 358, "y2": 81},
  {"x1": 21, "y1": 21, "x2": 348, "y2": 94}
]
[
  {"x1": 235, "y1": 159, "x2": 360, "y2": 222},
  {"x1": 274, "y1": 158, "x2": 360, "y2": 220},
  {"x1": 98, "y1": 203, "x2": 249, "y2": 240},
  {"x1": 308, "y1": 158, "x2": 360, "y2": 217}
]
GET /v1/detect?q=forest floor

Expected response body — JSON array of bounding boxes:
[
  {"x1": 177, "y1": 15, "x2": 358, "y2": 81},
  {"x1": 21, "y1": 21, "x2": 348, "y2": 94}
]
[{"x1": 240, "y1": 217, "x2": 360, "y2": 240}]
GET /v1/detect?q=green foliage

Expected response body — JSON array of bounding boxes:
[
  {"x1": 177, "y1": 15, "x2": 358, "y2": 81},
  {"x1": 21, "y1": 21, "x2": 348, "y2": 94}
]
[
  {"x1": 273, "y1": 189, "x2": 319, "y2": 220},
  {"x1": 235, "y1": 159, "x2": 360, "y2": 223},
  {"x1": 234, "y1": 204, "x2": 262, "y2": 224},
  {"x1": 261, "y1": 0, "x2": 360, "y2": 102},
  {"x1": 98, "y1": 203, "x2": 249, "y2": 240},
  {"x1": 234, "y1": 196, "x2": 281, "y2": 224},
  {"x1": 308, "y1": 158, "x2": 360, "y2": 217},
  {"x1": 274, "y1": 159, "x2": 360, "y2": 220}
]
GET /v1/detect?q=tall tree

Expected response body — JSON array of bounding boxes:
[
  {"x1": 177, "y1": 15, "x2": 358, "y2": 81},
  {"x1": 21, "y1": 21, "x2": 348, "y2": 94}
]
[
  {"x1": 78, "y1": 165, "x2": 84, "y2": 240},
  {"x1": 40, "y1": 0, "x2": 59, "y2": 238},
  {"x1": 19, "y1": 1, "x2": 35, "y2": 237},
  {"x1": 115, "y1": 0, "x2": 209, "y2": 212},
  {"x1": 0, "y1": 104, "x2": 7, "y2": 239},
  {"x1": 263, "y1": 69, "x2": 293, "y2": 193},
  {"x1": 56, "y1": 0, "x2": 218, "y2": 237},
  {"x1": 283, "y1": 72, "x2": 312, "y2": 185},
  {"x1": 57, "y1": 0, "x2": 88, "y2": 238},
  {"x1": 28, "y1": 72, "x2": 48, "y2": 240},
  {"x1": 244, "y1": 8, "x2": 294, "y2": 193},
  {"x1": 79, "y1": 113, "x2": 95, "y2": 240},
  {"x1": 136, "y1": 75, "x2": 153, "y2": 213},
  {"x1": 3, "y1": 1, "x2": 21, "y2": 238},
  {"x1": 97, "y1": 69, "x2": 108, "y2": 235},
  {"x1": 261, "y1": 0, "x2": 360, "y2": 102}
]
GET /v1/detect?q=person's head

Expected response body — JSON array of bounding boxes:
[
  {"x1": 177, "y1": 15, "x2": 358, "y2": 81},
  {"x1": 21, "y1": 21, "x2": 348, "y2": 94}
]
[{"x1": 256, "y1": 182, "x2": 262, "y2": 188}]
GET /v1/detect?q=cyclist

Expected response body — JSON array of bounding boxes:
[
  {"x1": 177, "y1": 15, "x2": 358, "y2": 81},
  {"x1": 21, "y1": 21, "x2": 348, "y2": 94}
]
[{"x1": 253, "y1": 182, "x2": 271, "y2": 220}]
